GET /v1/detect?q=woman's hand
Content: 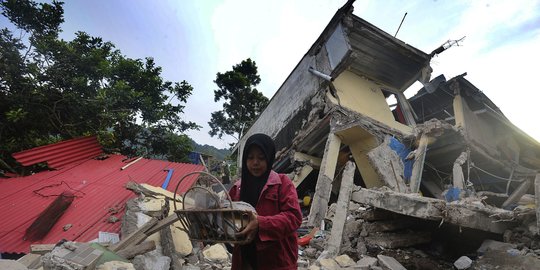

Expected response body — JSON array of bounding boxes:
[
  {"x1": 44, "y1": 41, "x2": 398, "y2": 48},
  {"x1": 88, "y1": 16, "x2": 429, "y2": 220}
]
[{"x1": 236, "y1": 211, "x2": 258, "y2": 244}]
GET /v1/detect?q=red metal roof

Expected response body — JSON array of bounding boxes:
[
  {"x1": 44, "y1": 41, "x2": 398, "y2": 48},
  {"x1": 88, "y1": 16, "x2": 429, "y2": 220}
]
[
  {"x1": 0, "y1": 154, "x2": 204, "y2": 254},
  {"x1": 12, "y1": 136, "x2": 103, "y2": 169}
]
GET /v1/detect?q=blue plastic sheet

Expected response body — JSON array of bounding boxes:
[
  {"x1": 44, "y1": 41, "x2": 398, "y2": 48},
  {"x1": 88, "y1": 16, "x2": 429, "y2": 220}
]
[{"x1": 388, "y1": 137, "x2": 413, "y2": 182}]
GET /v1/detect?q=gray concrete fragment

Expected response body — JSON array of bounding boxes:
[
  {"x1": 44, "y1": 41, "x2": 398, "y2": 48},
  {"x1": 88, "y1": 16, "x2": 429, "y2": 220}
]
[
  {"x1": 319, "y1": 258, "x2": 340, "y2": 270},
  {"x1": 132, "y1": 249, "x2": 171, "y2": 270},
  {"x1": 356, "y1": 256, "x2": 378, "y2": 269},
  {"x1": 453, "y1": 256, "x2": 472, "y2": 270},
  {"x1": 334, "y1": 254, "x2": 355, "y2": 267},
  {"x1": 477, "y1": 239, "x2": 515, "y2": 255},
  {"x1": 304, "y1": 247, "x2": 318, "y2": 258},
  {"x1": 377, "y1": 255, "x2": 406, "y2": 270}
]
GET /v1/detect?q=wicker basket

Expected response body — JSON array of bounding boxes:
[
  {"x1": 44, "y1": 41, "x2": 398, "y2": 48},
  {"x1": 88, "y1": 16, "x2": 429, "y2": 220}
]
[{"x1": 173, "y1": 171, "x2": 254, "y2": 244}]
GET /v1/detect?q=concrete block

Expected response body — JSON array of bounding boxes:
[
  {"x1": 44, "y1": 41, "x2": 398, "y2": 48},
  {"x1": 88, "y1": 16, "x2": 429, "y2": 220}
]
[
  {"x1": 171, "y1": 224, "x2": 193, "y2": 256},
  {"x1": 132, "y1": 249, "x2": 171, "y2": 270},
  {"x1": 453, "y1": 256, "x2": 472, "y2": 270},
  {"x1": 319, "y1": 258, "x2": 340, "y2": 270},
  {"x1": 356, "y1": 256, "x2": 378, "y2": 269},
  {"x1": 309, "y1": 265, "x2": 321, "y2": 270},
  {"x1": 335, "y1": 254, "x2": 355, "y2": 267},
  {"x1": 377, "y1": 255, "x2": 406, "y2": 270},
  {"x1": 202, "y1": 244, "x2": 229, "y2": 263},
  {"x1": 96, "y1": 261, "x2": 136, "y2": 270}
]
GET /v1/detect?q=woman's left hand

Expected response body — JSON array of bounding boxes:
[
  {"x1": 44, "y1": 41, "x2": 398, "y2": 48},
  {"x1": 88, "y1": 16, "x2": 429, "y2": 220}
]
[{"x1": 236, "y1": 211, "x2": 258, "y2": 243}]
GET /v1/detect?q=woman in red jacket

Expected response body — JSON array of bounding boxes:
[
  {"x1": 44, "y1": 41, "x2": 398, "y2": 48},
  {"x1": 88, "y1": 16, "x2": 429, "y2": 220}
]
[{"x1": 229, "y1": 133, "x2": 302, "y2": 270}]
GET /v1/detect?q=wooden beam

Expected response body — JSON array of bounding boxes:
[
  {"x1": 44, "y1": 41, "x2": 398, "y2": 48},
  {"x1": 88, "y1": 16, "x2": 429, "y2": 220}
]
[
  {"x1": 409, "y1": 134, "x2": 429, "y2": 193},
  {"x1": 116, "y1": 241, "x2": 156, "y2": 259},
  {"x1": 111, "y1": 217, "x2": 158, "y2": 252},
  {"x1": 326, "y1": 161, "x2": 356, "y2": 256},
  {"x1": 308, "y1": 133, "x2": 341, "y2": 227}
]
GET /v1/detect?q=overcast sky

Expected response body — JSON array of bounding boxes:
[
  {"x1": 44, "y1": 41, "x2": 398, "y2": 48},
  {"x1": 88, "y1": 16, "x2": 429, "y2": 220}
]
[{"x1": 3, "y1": 0, "x2": 540, "y2": 149}]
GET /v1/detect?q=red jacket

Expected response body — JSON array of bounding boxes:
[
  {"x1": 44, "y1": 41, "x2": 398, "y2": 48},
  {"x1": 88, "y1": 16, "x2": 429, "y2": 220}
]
[{"x1": 229, "y1": 171, "x2": 302, "y2": 270}]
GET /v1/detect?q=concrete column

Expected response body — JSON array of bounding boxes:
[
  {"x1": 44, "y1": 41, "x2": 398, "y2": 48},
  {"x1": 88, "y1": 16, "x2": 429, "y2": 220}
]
[
  {"x1": 502, "y1": 179, "x2": 531, "y2": 209},
  {"x1": 307, "y1": 133, "x2": 341, "y2": 227},
  {"x1": 409, "y1": 134, "x2": 429, "y2": 193},
  {"x1": 327, "y1": 161, "x2": 356, "y2": 256},
  {"x1": 535, "y1": 174, "x2": 540, "y2": 232}
]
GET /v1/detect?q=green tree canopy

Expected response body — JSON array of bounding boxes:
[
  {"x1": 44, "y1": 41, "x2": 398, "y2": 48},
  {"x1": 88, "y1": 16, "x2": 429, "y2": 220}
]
[
  {"x1": 208, "y1": 58, "x2": 269, "y2": 143},
  {"x1": 0, "y1": 0, "x2": 198, "y2": 169}
]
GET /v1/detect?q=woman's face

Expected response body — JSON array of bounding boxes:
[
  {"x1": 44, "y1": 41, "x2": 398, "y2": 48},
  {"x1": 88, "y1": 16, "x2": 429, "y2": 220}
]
[{"x1": 246, "y1": 145, "x2": 267, "y2": 177}]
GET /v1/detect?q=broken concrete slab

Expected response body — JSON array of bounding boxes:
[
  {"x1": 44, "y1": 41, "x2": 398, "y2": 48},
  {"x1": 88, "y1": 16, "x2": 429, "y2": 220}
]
[
  {"x1": 367, "y1": 136, "x2": 409, "y2": 193},
  {"x1": 16, "y1": 253, "x2": 41, "y2": 269},
  {"x1": 474, "y1": 249, "x2": 540, "y2": 270},
  {"x1": 361, "y1": 218, "x2": 416, "y2": 234},
  {"x1": 0, "y1": 259, "x2": 28, "y2": 270},
  {"x1": 377, "y1": 255, "x2": 406, "y2": 270},
  {"x1": 41, "y1": 242, "x2": 104, "y2": 270},
  {"x1": 365, "y1": 232, "x2": 431, "y2": 249},
  {"x1": 352, "y1": 187, "x2": 515, "y2": 234}
]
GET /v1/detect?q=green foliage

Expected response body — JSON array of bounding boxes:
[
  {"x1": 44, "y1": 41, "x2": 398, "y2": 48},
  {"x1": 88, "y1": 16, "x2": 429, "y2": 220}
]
[
  {"x1": 208, "y1": 58, "x2": 269, "y2": 142},
  {"x1": 190, "y1": 138, "x2": 231, "y2": 161},
  {"x1": 0, "y1": 0, "x2": 199, "y2": 167}
]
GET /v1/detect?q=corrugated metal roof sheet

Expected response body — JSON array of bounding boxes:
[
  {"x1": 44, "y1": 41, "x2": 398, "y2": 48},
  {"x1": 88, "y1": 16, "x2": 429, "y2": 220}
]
[
  {"x1": 0, "y1": 154, "x2": 205, "y2": 254},
  {"x1": 12, "y1": 136, "x2": 103, "y2": 169}
]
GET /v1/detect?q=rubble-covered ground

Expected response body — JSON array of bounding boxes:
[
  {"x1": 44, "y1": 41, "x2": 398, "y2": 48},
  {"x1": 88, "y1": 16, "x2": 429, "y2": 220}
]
[{"x1": 4, "y1": 181, "x2": 540, "y2": 270}]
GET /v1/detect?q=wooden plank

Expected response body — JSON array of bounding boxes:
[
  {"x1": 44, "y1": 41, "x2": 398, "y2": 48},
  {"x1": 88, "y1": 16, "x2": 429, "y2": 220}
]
[
  {"x1": 308, "y1": 133, "x2": 341, "y2": 227},
  {"x1": 111, "y1": 217, "x2": 158, "y2": 252},
  {"x1": 144, "y1": 214, "x2": 179, "y2": 236},
  {"x1": 30, "y1": 244, "x2": 55, "y2": 254},
  {"x1": 327, "y1": 161, "x2": 355, "y2": 256},
  {"x1": 116, "y1": 241, "x2": 156, "y2": 259}
]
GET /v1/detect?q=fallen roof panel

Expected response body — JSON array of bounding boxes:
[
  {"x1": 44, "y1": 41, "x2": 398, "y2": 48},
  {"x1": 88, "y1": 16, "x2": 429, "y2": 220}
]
[{"x1": 0, "y1": 154, "x2": 204, "y2": 254}]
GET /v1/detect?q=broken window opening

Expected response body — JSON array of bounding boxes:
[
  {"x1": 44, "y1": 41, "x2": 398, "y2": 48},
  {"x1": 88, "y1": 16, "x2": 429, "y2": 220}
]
[{"x1": 382, "y1": 89, "x2": 407, "y2": 125}]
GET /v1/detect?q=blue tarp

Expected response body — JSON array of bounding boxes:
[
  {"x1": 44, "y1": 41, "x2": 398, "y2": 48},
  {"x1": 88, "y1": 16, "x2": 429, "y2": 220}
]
[{"x1": 388, "y1": 137, "x2": 413, "y2": 182}]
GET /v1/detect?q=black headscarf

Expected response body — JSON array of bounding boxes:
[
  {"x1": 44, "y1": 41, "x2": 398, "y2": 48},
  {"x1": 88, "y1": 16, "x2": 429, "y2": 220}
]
[{"x1": 240, "y1": 133, "x2": 276, "y2": 208}]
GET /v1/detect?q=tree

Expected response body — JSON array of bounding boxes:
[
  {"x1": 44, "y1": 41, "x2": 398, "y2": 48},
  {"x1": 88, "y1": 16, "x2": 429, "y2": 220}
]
[
  {"x1": 208, "y1": 58, "x2": 269, "y2": 143},
  {"x1": 0, "y1": 0, "x2": 198, "y2": 169}
]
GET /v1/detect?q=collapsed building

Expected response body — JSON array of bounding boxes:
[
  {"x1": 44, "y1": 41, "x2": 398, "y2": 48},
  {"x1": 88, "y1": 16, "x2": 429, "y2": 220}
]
[{"x1": 235, "y1": 0, "x2": 540, "y2": 262}]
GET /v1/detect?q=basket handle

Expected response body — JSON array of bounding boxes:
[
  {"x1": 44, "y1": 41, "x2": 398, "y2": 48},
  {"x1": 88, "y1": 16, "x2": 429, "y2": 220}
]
[{"x1": 173, "y1": 171, "x2": 233, "y2": 212}]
